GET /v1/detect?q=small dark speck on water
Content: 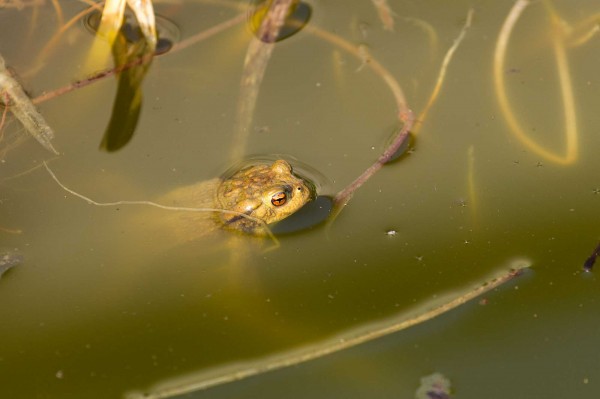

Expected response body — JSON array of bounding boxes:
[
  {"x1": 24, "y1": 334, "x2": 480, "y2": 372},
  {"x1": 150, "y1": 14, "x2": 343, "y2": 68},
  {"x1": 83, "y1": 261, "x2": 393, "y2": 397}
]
[{"x1": 0, "y1": 250, "x2": 23, "y2": 279}]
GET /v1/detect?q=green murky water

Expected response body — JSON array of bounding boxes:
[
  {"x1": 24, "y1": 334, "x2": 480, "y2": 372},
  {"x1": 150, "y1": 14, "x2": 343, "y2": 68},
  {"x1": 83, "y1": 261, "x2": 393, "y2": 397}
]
[{"x1": 1, "y1": 1, "x2": 599, "y2": 398}]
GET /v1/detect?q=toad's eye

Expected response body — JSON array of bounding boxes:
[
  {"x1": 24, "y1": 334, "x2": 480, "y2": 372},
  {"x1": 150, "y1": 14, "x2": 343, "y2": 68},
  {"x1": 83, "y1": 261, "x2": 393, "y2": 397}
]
[{"x1": 271, "y1": 192, "x2": 287, "y2": 206}]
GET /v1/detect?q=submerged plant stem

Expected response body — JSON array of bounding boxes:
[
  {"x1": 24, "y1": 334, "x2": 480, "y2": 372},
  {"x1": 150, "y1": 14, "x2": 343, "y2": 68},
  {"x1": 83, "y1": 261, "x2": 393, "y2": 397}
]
[
  {"x1": 493, "y1": 0, "x2": 578, "y2": 165},
  {"x1": 414, "y1": 8, "x2": 474, "y2": 135},
  {"x1": 230, "y1": 0, "x2": 296, "y2": 162},
  {"x1": 128, "y1": 262, "x2": 530, "y2": 399}
]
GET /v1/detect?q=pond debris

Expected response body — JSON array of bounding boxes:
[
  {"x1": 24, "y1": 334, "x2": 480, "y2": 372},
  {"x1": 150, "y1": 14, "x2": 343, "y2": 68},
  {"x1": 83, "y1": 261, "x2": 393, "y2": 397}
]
[
  {"x1": 583, "y1": 241, "x2": 600, "y2": 272},
  {"x1": 0, "y1": 250, "x2": 23, "y2": 280},
  {"x1": 124, "y1": 261, "x2": 530, "y2": 399},
  {"x1": 0, "y1": 54, "x2": 58, "y2": 154},
  {"x1": 415, "y1": 372, "x2": 452, "y2": 399}
]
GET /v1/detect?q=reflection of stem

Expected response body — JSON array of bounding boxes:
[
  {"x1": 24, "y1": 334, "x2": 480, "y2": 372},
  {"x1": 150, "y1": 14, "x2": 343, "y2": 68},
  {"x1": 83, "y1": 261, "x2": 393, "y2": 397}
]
[
  {"x1": 132, "y1": 261, "x2": 530, "y2": 399},
  {"x1": 493, "y1": 0, "x2": 578, "y2": 165},
  {"x1": 230, "y1": 0, "x2": 296, "y2": 162}
]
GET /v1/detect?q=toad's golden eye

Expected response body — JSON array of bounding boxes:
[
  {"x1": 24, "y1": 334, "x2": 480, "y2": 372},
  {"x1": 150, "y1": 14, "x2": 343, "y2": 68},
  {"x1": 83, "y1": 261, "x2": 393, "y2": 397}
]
[{"x1": 271, "y1": 192, "x2": 287, "y2": 206}]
